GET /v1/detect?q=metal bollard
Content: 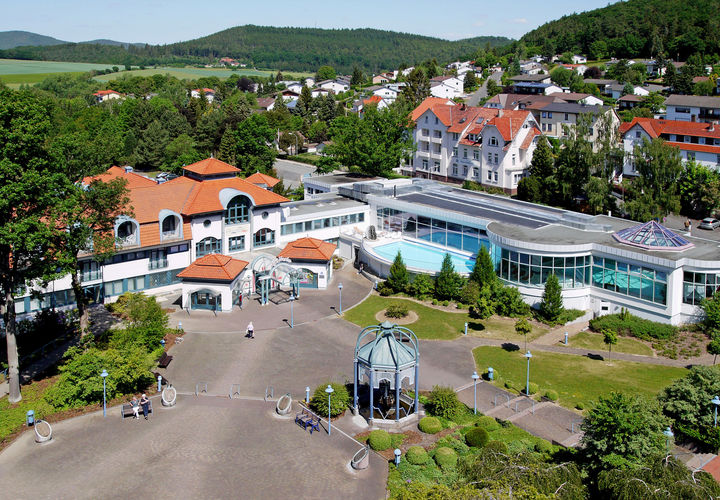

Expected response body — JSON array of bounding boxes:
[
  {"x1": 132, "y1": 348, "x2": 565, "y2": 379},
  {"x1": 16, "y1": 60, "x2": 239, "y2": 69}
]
[
  {"x1": 564, "y1": 332, "x2": 569, "y2": 345},
  {"x1": 488, "y1": 367, "x2": 494, "y2": 381},
  {"x1": 464, "y1": 322, "x2": 468, "y2": 336},
  {"x1": 305, "y1": 386, "x2": 310, "y2": 404},
  {"x1": 157, "y1": 375, "x2": 163, "y2": 393},
  {"x1": 394, "y1": 448, "x2": 401, "y2": 466},
  {"x1": 26, "y1": 410, "x2": 35, "y2": 426},
  {"x1": 178, "y1": 321, "x2": 183, "y2": 331},
  {"x1": 161, "y1": 339, "x2": 166, "y2": 348},
  {"x1": 374, "y1": 281, "x2": 378, "y2": 290}
]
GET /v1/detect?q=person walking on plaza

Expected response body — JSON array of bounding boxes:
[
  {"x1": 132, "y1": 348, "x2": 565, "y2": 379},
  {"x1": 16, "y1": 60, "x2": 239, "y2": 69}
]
[
  {"x1": 140, "y1": 393, "x2": 150, "y2": 420},
  {"x1": 130, "y1": 395, "x2": 140, "y2": 419},
  {"x1": 247, "y1": 321, "x2": 254, "y2": 339}
]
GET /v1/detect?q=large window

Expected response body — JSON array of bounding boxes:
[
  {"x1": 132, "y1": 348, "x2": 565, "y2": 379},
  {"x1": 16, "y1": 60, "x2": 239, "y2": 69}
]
[
  {"x1": 224, "y1": 195, "x2": 251, "y2": 224},
  {"x1": 228, "y1": 235, "x2": 245, "y2": 252},
  {"x1": 281, "y1": 212, "x2": 365, "y2": 236},
  {"x1": 196, "y1": 237, "x2": 221, "y2": 257},
  {"x1": 592, "y1": 257, "x2": 667, "y2": 305},
  {"x1": 499, "y1": 249, "x2": 590, "y2": 289},
  {"x1": 254, "y1": 228, "x2": 275, "y2": 248},
  {"x1": 683, "y1": 271, "x2": 720, "y2": 305},
  {"x1": 149, "y1": 249, "x2": 168, "y2": 270}
]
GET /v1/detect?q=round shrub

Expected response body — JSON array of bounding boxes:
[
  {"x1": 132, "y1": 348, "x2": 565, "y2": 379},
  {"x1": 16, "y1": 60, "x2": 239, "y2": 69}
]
[
  {"x1": 476, "y1": 416, "x2": 500, "y2": 432},
  {"x1": 432, "y1": 299, "x2": 438, "y2": 305},
  {"x1": 484, "y1": 440, "x2": 508, "y2": 454},
  {"x1": 504, "y1": 380, "x2": 514, "y2": 389},
  {"x1": 427, "y1": 386, "x2": 463, "y2": 419},
  {"x1": 544, "y1": 389, "x2": 559, "y2": 401},
  {"x1": 524, "y1": 382, "x2": 539, "y2": 395},
  {"x1": 406, "y1": 446, "x2": 428, "y2": 465},
  {"x1": 418, "y1": 416, "x2": 443, "y2": 434},
  {"x1": 309, "y1": 382, "x2": 349, "y2": 417},
  {"x1": 442, "y1": 300, "x2": 449, "y2": 307},
  {"x1": 385, "y1": 304, "x2": 409, "y2": 318},
  {"x1": 433, "y1": 447, "x2": 458, "y2": 469},
  {"x1": 535, "y1": 440, "x2": 553, "y2": 454},
  {"x1": 465, "y1": 427, "x2": 490, "y2": 448},
  {"x1": 575, "y1": 402, "x2": 585, "y2": 411},
  {"x1": 368, "y1": 429, "x2": 391, "y2": 451}
]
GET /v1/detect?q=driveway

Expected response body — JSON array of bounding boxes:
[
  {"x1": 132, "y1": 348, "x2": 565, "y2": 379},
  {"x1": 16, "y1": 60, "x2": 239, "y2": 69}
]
[
  {"x1": 273, "y1": 159, "x2": 316, "y2": 188},
  {"x1": 464, "y1": 71, "x2": 502, "y2": 106}
]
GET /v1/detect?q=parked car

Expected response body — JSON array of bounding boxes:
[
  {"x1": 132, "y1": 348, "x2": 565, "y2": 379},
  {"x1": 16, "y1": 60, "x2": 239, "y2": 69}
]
[{"x1": 699, "y1": 218, "x2": 720, "y2": 230}]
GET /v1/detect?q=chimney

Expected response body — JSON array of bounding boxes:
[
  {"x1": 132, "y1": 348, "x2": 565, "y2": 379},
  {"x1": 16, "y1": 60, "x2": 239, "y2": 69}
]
[{"x1": 498, "y1": 109, "x2": 503, "y2": 117}]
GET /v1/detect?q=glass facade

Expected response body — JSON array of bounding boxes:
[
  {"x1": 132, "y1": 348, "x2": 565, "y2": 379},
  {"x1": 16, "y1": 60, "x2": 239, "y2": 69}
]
[
  {"x1": 498, "y1": 249, "x2": 591, "y2": 289},
  {"x1": 683, "y1": 271, "x2": 720, "y2": 305},
  {"x1": 592, "y1": 257, "x2": 667, "y2": 305},
  {"x1": 376, "y1": 208, "x2": 488, "y2": 255},
  {"x1": 281, "y1": 212, "x2": 365, "y2": 236}
]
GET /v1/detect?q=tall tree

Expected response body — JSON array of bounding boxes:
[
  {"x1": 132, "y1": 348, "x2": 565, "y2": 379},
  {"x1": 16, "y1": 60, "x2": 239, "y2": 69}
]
[
  {"x1": 387, "y1": 251, "x2": 409, "y2": 293},
  {"x1": 539, "y1": 273, "x2": 563, "y2": 322},
  {"x1": 324, "y1": 104, "x2": 413, "y2": 177},
  {"x1": 315, "y1": 65, "x2": 336, "y2": 81},
  {"x1": 402, "y1": 67, "x2": 430, "y2": 107},
  {"x1": 0, "y1": 89, "x2": 66, "y2": 402},
  {"x1": 351, "y1": 66, "x2": 363, "y2": 86},
  {"x1": 435, "y1": 253, "x2": 463, "y2": 301},
  {"x1": 134, "y1": 119, "x2": 169, "y2": 170},
  {"x1": 232, "y1": 113, "x2": 276, "y2": 174},
  {"x1": 469, "y1": 246, "x2": 496, "y2": 289}
]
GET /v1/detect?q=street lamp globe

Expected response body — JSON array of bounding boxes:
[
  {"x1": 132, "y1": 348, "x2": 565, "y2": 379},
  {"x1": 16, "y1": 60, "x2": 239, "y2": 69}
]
[
  {"x1": 471, "y1": 371, "x2": 479, "y2": 381},
  {"x1": 101, "y1": 369, "x2": 108, "y2": 379}
]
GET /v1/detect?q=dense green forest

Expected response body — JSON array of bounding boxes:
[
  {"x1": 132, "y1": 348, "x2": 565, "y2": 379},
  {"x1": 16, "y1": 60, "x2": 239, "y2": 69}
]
[
  {"x1": 521, "y1": 0, "x2": 720, "y2": 60},
  {"x1": 0, "y1": 25, "x2": 512, "y2": 73}
]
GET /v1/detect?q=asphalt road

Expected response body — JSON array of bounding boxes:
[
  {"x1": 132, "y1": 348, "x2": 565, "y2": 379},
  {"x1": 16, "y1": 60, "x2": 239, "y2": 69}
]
[
  {"x1": 464, "y1": 71, "x2": 503, "y2": 106},
  {"x1": 273, "y1": 158, "x2": 316, "y2": 188}
]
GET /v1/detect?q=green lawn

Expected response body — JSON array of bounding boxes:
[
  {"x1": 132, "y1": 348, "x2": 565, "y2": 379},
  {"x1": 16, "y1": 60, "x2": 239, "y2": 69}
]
[
  {"x1": 568, "y1": 331, "x2": 654, "y2": 356},
  {"x1": 473, "y1": 346, "x2": 686, "y2": 409},
  {"x1": 0, "y1": 378, "x2": 57, "y2": 444},
  {"x1": 0, "y1": 71, "x2": 86, "y2": 86},
  {"x1": 93, "y1": 66, "x2": 312, "y2": 82},
  {"x1": 0, "y1": 58, "x2": 118, "y2": 75},
  {"x1": 344, "y1": 295, "x2": 547, "y2": 341}
]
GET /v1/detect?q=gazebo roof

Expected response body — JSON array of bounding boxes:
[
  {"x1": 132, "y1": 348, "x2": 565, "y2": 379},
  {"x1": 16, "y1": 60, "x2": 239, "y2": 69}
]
[
  {"x1": 612, "y1": 220, "x2": 694, "y2": 251},
  {"x1": 177, "y1": 254, "x2": 248, "y2": 282},
  {"x1": 355, "y1": 321, "x2": 418, "y2": 371}
]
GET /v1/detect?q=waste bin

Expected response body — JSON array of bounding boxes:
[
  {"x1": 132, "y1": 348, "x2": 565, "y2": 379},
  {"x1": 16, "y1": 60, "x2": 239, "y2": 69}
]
[{"x1": 26, "y1": 410, "x2": 35, "y2": 426}]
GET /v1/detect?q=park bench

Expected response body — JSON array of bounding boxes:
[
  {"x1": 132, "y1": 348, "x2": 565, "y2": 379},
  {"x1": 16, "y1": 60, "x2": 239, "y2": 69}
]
[
  {"x1": 157, "y1": 352, "x2": 173, "y2": 368},
  {"x1": 295, "y1": 408, "x2": 320, "y2": 434},
  {"x1": 121, "y1": 399, "x2": 153, "y2": 419}
]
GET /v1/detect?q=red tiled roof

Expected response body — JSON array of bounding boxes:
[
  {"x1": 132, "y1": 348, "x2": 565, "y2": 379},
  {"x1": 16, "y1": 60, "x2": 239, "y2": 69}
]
[
  {"x1": 491, "y1": 110, "x2": 530, "y2": 141},
  {"x1": 278, "y1": 237, "x2": 336, "y2": 261},
  {"x1": 93, "y1": 89, "x2": 120, "y2": 96},
  {"x1": 363, "y1": 95, "x2": 383, "y2": 106},
  {"x1": 703, "y1": 455, "x2": 720, "y2": 482},
  {"x1": 410, "y1": 97, "x2": 457, "y2": 125},
  {"x1": 177, "y1": 254, "x2": 248, "y2": 281},
  {"x1": 192, "y1": 88, "x2": 215, "y2": 94},
  {"x1": 82, "y1": 166, "x2": 157, "y2": 189},
  {"x1": 183, "y1": 158, "x2": 240, "y2": 176},
  {"x1": 548, "y1": 92, "x2": 590, "y2": 102},
  {"x1": 245, "y1": 172, "x2": 280, "y2": 187},
  {"x1": 182, "y1": 177, "x2": 288, "y2": 215},
  {"x1": 621, "y1": 117, "x2": 720, "y2": 140},
  {"x1": 520, "y1": 128, "x2": 540, "y2": 150},
  {"x1": 666, "y1": 141, "x2": 720, "y2": 154}
]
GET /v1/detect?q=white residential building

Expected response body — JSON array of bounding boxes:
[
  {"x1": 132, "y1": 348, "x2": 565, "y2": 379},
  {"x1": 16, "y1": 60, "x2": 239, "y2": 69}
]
[
  {"x1": 318, "y1": 79, "x2": 351, "y2": 94},
  {"x1": 93, "y1": 90, "x2": 122, "y2": 103},
  {"x1": 664, "y1": 95, "x2": 720, "y2": 123},
  {"x1": 372, "y1": 87, "x2": 399, "y2": 101},
  {"x1": 572, "y1": 55, "x2": 587, "y2": 64},
  {"x1": 620, "y1": 117, "x2": 720, "y2": 176},
  {"x1": 190, "y1": 88, "x2": 216, "y2": 102},
  {"x1": 403, "y1": 97, "x2": 541, "y2": 194}
]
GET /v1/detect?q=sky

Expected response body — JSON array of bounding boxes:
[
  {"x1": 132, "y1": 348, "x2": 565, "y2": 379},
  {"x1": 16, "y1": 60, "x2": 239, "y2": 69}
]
[{"x1": 2, "y1": 0, "x2": 617, "y2": 44}]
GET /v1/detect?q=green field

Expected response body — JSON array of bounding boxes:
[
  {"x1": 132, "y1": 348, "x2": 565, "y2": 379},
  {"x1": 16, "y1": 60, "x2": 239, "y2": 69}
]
[
  {"x1": 94, "y1": 66, "x2": 312, "y2": 82},
  {"x1": 473, "y1": 346, "x2": 686, "y2": 409},
  {"x1": 343, "y1": 295, "x2": 548, "y2": 341},
  {"x1": 568, "y1": 331, "x2": 654, "y2": 356}
]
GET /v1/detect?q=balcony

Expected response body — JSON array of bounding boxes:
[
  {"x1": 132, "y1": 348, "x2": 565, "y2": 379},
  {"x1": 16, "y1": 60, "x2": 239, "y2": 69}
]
[{"x1": 161, "y1": 230, "x2": 180, "y2": 241}]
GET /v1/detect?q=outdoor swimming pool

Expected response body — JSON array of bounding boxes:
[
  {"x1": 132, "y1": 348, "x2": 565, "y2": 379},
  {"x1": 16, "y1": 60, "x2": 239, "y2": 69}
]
[{"x1": 371, "y1": 240, "x2": 475, "y2": 274}]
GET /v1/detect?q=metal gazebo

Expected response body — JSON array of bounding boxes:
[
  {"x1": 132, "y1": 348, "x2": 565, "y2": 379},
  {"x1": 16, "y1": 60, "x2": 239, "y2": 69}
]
[{"x1": 353, "y1": 321, "x2": 419, "y2": 422}]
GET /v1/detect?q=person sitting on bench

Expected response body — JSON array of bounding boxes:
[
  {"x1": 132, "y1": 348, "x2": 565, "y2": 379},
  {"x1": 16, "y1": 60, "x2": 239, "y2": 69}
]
[{"x1": 130, "y1": 395, "x2": 140, "y2": 419}]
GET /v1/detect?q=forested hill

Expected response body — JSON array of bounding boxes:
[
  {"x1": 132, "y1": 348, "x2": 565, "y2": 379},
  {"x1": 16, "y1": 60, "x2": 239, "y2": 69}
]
[
  {"x1": 0, "y1": 31, "x2": 67, "y2": 50},
  {"x1": 0, "y1": 25, "x2": 512, "y2": 73},
  {"x1": 520, "y1": 0, "x2": 720, "y2": 60}
]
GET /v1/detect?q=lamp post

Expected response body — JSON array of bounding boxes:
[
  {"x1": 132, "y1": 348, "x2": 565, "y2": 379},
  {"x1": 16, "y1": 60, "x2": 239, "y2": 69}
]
[
  {"x1": 289, "y1": 293, "x2": 295, "y2": 328},
  {"x1": 338, "y1": 283, "x2": 343, "y2": 315},
  {"x1": 663, "y1": 427, "x2": 674, "y2": 454},
  {"x1": 524, "y1": 351, "x2": 532, "y2": 396},
  {"x1": 101, "y1": 369, "x2": 108, "y2": 418},
  {"x1": 325, "y1": 385, "x2": 334, "y2": 436},
  {"x1": 712, "y1": 396, "x2": 720, "y2": 427},
  {"x1": 471, "y1": 371, "x2": 480, "y2": 414}
]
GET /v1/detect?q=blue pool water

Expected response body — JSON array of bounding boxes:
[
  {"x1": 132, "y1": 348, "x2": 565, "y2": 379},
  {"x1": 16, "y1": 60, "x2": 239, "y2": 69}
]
[{"x1": 372, "y1": 240, "x2": 475, "y2": 273}]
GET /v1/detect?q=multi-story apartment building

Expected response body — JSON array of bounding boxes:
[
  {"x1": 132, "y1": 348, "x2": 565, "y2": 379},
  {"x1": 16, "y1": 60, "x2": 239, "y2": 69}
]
[
  {"x1": 620, "y1": 117, "x2": 720, "y2": 176},
  {"x1": 403, "y1": 97, "x2": 541, "y2": 194},
  {"x1": 525, "y1": 101, "x2": 619, "y2": 147},
  {"x1": 664, "y1": 95, "x2": 720, "y2": 123}
]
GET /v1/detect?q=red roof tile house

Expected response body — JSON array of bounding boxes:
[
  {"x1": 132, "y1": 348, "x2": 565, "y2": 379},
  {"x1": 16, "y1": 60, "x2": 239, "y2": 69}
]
[
  {"x1": 93, "y1": 89, "x2": 122, "y2": 103},
  {"x1": 190, "y1": 88, "x2": 216, "y2": 103},
  {"x1": 406, "y1": 97, "x2": 541, "y2": 194},
  {"x1": 177, "y1": 254, "x2": 250, "y2": 311},
  {"x1": 620, "y1": 117, "x2": 720, "y2": 176},
  {"x1": 278, "y1": 237, "x2": 337, "y2": 288}
]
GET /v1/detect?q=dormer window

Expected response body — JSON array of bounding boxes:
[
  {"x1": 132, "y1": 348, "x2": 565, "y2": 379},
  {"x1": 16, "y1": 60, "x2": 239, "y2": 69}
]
[{"x1": 115, "y1": 217, "x2": 140, "y2": 247}]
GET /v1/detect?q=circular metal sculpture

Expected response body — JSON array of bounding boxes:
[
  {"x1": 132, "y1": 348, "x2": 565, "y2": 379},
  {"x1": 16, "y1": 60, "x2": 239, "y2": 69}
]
[
  {"x1": 34, "y1": 420, "x2": 52, "y2": 443},
  {"x1": 351, "y1": 445, "x2": 370, "y2": 470},
  {"x1": 276, "y1": 393, "x2": 292, "y2": 415},
  {"x1": 162, "y1": 385, "x2": 177, "y2": 407}
]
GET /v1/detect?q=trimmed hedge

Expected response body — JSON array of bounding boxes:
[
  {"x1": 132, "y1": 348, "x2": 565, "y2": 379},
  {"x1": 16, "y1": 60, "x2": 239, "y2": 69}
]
[
  {"x1": 524, "y1": 382, "x2": 539, "y2": 395},
  {"x1": 484, "y1": 440, "x2": 509, "y2": 454},
  {"x1": 418, "y1": 416, "x2": 443, "y2": 434},
  {"x1": 589, "y1": 313, "x2": 677, "y2": 340},
  {"x1": 465, "y1": 427, "x2": 490, "y2": 448},
  {"x1": 406, "y1": 446, "x2": 428, "y2": 465},
  {"x1": 476, "y1": 416, "x2": 501, "y2": 432},
  {"x1": 368, "y1": 429, "x2": 391, "y2": 451},
  {"x1": 576, "y1": 402, "x2": 585, "y2": 410},
  {"x1": 426, "y1": 386, "x2": 463, "y2": 419},
  {"x1": 544, "y1": 389, "x2": 559, "y2": 401},
  {"x1": 434, "y1": 447, "x2": 458, "y2": 469},
  {"x1": 309, "y1": 382, "x2": 349, "y2": 417}
]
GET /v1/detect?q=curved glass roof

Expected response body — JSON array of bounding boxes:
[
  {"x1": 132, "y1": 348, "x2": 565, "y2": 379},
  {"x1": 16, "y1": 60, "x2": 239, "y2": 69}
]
[{"x1": 612, "y1": 220, "x2": 694, "y2": 251}]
